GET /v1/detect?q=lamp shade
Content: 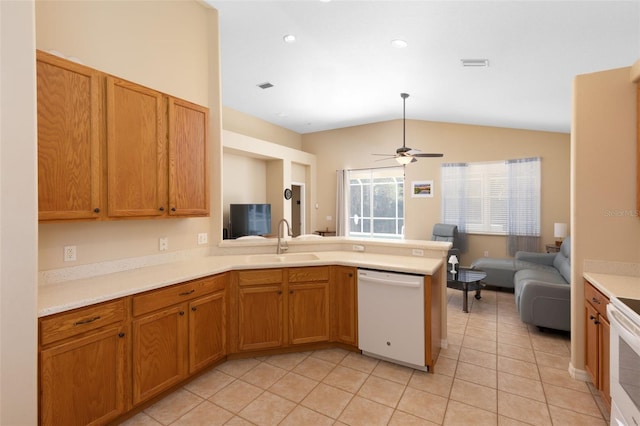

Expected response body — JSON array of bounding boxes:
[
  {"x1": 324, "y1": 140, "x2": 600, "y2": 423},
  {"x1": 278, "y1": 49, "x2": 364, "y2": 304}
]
[
  {"x1": 554, "y1": 223, "x2": 568, "y2": 239},
  {"x1": 448, "y1": 255, "x2": 459, "y2": 265}
]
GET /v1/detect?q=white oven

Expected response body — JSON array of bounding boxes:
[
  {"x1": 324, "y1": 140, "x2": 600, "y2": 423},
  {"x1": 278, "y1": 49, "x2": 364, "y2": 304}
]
[{"x1": 608, "y1": 297, "x2": 640, "y2": 426}]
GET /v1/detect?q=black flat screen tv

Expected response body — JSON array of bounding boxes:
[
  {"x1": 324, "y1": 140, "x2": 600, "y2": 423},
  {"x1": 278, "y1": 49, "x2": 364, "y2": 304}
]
[{"x1": 229, "y1": 204, "x2": 271, "y2": 238}]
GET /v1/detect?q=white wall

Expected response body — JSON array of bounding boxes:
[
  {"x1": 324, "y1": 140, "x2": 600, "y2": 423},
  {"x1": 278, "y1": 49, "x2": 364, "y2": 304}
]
[
  {"x1": 570, "y1": 65, "x2": 640, "y2": 374},
  {"x1": 302, "y1": 120, "x2": 570, "y2": 265},
  {"x1": 0, "y1": 1, "x2": 39, "y2": 423},
  {"x1": 222, "y1": 130, "x2": 317, "y2": 236},
  {"x1": 222, "y1": 152, "x2": 268, "y2": 231}
]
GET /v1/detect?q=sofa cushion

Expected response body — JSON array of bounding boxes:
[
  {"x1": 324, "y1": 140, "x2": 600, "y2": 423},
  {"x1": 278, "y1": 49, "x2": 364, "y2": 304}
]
[
  {"x1": 514, "y1": 268, "x2": 568, "y2": 285},
  {"x1": 552, "y1": 244, "x2": 571, "y2": 283}
]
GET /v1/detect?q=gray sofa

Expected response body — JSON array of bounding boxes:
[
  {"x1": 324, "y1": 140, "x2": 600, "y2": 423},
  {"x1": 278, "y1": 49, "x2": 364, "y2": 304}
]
[{"x1": 471, "y1": 237, "x2": 571, "y2": 331}]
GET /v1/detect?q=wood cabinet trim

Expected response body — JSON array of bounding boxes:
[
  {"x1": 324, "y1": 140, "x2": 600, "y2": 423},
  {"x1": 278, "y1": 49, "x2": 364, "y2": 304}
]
[
  {"x1": 132, "y1": 275, "x2": 225, "y2": 317},
  {"x1": 40, "y1": 299, "x2": 125, "y2": 347}
]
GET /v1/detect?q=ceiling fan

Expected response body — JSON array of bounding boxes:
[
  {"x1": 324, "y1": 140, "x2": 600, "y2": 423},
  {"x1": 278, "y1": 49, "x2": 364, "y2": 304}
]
[{"x1": 374, "y1": 93, "x2": 443, "y2": 164}]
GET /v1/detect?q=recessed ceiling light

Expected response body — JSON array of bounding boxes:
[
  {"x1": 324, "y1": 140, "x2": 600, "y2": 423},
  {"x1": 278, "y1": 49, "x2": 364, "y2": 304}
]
[
  {"x1": 257, "y1": 82, "x2": 274, "y2": 89},
  {"x1": 283, "y1": 34, "x2": 296, "y2": 44},
  {"x1": 276, "y1": 112, "x2": 288, "y2": 117},
  {"x1": 391, "y1": 39, "x2": 408, "y2": 49},
  {"x1": 461, "y1": 59, "x2": 489, "y2": 67}
]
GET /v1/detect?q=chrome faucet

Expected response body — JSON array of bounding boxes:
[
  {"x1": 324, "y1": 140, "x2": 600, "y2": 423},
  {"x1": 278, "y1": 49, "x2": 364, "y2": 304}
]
[{"x1": 277, "y1": 218, "x2": 292, "y2": 254}]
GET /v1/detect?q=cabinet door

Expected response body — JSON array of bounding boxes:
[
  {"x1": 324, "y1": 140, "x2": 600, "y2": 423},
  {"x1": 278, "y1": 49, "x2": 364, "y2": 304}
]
[
  {"x1": 132, "y1": 305, "x2": 187, "y2": 405},
  {"x1": 40, "y1": 324, "x2": 128, "y2": 426},
  {"x1": 106, "y1": 77, "x2": 166, "y2": 217},
  {"x1": 36, "y1": 51, "x2": 102, "y2": 220},
  {"x1": 331, "y1": 266, "x2": 358, "y2": 345},
  {"x1": 585, "y1": 302, "x2": 600, "y2": 387},
  {"x1": 289, "y1": 282, "x2": 330, "y2": 345},
  {"x1": 599, "y1": 315, "x2": 611, "y2": 405},
  {"x1": 238, "y1": 285, "x2": 284, "y2": 351},
  {"x1": 189, "y1": 291, "x2": 226, "y2": 373},
  {"x1": 168, "y1": 98, "x2": 209, "y2": 216}
]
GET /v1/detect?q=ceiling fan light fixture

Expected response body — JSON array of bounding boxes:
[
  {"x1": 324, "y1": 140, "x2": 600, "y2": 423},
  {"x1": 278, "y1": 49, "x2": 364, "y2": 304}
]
[{"x1": 396, "y1": 155, "x2": 413, "y2": 165}]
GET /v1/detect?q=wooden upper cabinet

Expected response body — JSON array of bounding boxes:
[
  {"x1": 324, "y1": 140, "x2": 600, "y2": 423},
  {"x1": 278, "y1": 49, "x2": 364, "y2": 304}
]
[
  {"x1": 106, "y1": 77, "x2": 166, "y2": 217},
  {"x1": 36, "y1": 50, "x2": 210, "y2": 222},
  {"x1": 37, "y1": 51, "x2": 102, "y2": 220},
  {"x1": 168, "y1": 98, "x2": 209, "y2": 216}
]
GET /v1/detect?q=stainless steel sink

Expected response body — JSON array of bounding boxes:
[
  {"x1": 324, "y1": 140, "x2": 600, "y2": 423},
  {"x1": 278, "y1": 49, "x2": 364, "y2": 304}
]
[{"x1": 245, "y1": 253, "x2": 320, "y2": 263}]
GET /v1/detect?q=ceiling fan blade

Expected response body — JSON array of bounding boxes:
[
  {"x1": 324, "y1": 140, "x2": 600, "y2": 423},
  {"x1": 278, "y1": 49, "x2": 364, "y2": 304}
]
[
  {"x1": 413, "y1": 153, "x2": 444, "y2": 158},
  {"x1": 372, "y1": 153, "x2": 396, "y2": 157},
  {"x1": 374, "y1": 156, "x2": 395, "y2": 162}
]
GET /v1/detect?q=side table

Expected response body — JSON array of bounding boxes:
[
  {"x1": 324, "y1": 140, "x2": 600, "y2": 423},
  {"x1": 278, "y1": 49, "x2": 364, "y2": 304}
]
[
  {"x1": 447, "y1": 268, "x2": 487, "y2": 313},
  {"x1": 545, "y1": 244, "x2": 561, "y2": 253}
]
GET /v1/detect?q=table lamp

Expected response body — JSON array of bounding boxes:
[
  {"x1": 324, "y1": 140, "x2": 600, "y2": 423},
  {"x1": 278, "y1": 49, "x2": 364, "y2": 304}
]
[
  {"x1": 448, "y1": 255, "x2": 459, "y2": 274},
  {"x1": 554, "y1": 223, "x2": 568, "y2": 246}
]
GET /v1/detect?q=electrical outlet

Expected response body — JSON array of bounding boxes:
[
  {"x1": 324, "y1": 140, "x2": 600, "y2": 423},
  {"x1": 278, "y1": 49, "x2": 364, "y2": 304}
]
[
  {"x1": 484, "y1": 250, "x2": 489, "y2": 257},
  {"x1": 63, "y1": 245, "x2": 77, "y2": 262},
  {"x1": 352, "y1": 244, "x2": 365, "y2": 252},
  {"x1": 412, "y1": 249, "x2": 424, "y2": 256},
  {"x1": 197, "y1": 233, "x2": 208, "y2": 245},
  {"x1": 159, "y1": 237, "x2": 168, "y2": 251}
]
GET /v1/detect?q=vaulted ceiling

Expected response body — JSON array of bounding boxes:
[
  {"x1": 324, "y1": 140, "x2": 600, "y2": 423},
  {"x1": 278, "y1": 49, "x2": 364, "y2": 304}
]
[{"x1": 206, "y1": 0, "x2": 640, "y2": 134}]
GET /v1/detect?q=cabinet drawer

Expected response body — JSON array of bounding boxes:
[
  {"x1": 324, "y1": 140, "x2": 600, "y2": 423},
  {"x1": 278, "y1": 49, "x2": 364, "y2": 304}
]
[
  {"x1": 238, "y1": 269, "x2": 283, "y2": 286},
  {"x1": 40, "y1": 299, "x2": 126, "y2": 347},
  {"x1": 585, "y1": 280, "x2": 609, "y2": 318},
  {"x1": 289, "y1": 266, "x2": 329, "y2": 283},
  {"x1": 133, "y1": 274, "x2": 227, "y2": 317}
]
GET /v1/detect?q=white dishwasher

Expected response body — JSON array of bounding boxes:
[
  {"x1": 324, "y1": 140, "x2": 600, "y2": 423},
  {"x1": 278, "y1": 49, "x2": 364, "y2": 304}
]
[{"x1": 357, "y1": 268, "x2": 426, "y2": 371}]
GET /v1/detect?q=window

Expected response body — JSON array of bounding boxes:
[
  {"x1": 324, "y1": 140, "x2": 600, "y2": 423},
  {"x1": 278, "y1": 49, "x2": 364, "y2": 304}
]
[
  {"x1": 347, "y1": 167, "x2": 404, "y2": 239},
  {"x1": 441, "y1": 158, "x2": 540, "y2": 243}
]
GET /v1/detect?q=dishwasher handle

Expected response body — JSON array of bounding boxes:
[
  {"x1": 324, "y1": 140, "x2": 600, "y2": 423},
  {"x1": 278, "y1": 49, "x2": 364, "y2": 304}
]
[{"x1": 359, "y1": 274, "x2": 421, "y2": 288}]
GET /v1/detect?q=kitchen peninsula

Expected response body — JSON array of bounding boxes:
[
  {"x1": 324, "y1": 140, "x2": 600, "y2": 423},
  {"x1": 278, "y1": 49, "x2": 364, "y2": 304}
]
[{"x1": 38, "y1": 237, "x2": 449, "y2": 426}]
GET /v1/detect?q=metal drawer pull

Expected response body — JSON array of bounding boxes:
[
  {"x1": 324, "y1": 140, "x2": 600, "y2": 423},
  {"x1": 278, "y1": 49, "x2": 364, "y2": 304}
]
[
  {"x1": 74, "y1": 316, "x2": 101, "y2": 326},
  {"x1": 591, "y1": 297, "x2": 600, "y2": 304},
  {"x1": 179, "y1": 289, "x2": 195, "y2": 296}
]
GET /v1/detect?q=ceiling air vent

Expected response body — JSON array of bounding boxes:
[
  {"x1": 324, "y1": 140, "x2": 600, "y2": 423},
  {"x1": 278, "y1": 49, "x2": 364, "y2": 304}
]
[
  {"x1": 257, "y1": 82, "x2": 274, "y2": 89},
  {"x1": 461, "y1": 59, "x2": 489, "y2": 67}
]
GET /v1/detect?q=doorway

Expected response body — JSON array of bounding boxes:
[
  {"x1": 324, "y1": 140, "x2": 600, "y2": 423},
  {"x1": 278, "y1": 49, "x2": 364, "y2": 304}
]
[{"x1": 291, "y1": 183, "x2": 305, "y2": 237}]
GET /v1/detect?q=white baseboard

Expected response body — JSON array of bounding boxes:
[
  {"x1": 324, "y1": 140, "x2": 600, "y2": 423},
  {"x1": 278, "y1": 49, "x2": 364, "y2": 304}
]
[{"x1": 569, "y1": 363, "x2": 592, "y2": 382}]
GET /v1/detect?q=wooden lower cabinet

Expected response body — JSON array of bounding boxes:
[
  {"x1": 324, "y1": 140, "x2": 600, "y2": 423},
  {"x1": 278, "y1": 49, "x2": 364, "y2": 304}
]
[
  {"x1": 189, "y1": 291, "x2": 226, "y2": 373},
  {"x1": 584, "y1": 279, "x2": 611, "y2": 409},
  {"x1": 331, "y1": 266, "x2": 358, "y2": 345},
  {"x1": 132, "y1": 304, "x2": 188, "y2": 405},
  {"x1": 131, "y1": 274, "x2": 227, "y2": 404},
  {"x1": 238, "y1": 284, "x2": 285, "y2": 351},
  {"x1": 233, "y1": 266, "x2": 333, "y2": 352},
  {"x1": 39, "y1": 300, "x2": 129, "y2": 426},
  {"x1": 289, "y1": 281, "x2": 330, "y2": 345}
]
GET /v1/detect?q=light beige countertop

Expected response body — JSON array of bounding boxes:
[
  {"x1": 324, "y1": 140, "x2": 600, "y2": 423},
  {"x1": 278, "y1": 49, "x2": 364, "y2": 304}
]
[
  {"x1": 39, "y1": 251, "x2": 444, "y2": 317},
  {"x1": 583, "y1": 272, "x2": 640, "y2": 300}
]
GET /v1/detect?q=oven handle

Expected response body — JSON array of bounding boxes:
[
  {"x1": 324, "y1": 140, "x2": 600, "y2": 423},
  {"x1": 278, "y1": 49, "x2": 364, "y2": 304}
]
[{"x1": 608, "y1": 304, "x2": 640, "y2": 353}]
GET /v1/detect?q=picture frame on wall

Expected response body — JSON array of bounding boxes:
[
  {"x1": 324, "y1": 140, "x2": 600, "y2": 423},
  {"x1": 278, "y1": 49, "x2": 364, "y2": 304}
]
[{"x1": 411, "y1": 180, "x2": 433, "y2": 198}]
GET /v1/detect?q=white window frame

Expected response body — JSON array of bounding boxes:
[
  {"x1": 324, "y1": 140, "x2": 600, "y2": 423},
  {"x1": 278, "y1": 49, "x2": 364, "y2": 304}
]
[{"x1": 347, "y1": 167, "x2": 405, "y2": 239}]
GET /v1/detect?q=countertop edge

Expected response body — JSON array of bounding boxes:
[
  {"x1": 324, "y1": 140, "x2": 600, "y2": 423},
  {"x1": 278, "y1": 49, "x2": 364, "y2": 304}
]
[
  {"x1": 583, "y1": 272, "x2": 640, "y2": 300},
  {"x1": 39, "y1": 252, "x2": 445, "y2": 317}
]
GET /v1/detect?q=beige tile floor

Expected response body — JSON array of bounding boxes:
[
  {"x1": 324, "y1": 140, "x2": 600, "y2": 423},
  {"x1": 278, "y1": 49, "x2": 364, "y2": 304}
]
[{"x1": 120, "y1": 288, "x2": 610, "y2": 426}]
